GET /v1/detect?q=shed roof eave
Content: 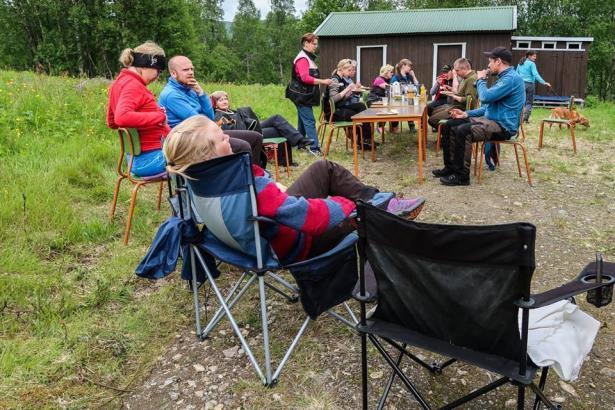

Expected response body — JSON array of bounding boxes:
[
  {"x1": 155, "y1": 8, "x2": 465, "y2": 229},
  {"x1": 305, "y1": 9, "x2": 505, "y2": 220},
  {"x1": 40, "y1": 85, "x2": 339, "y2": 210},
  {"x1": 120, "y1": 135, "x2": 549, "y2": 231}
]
[
  {"x1": 512, "y1": 35, "x2": 594, "y2": 42},
  {"x1": 317, "y1": 30, "x2": 513, "y2": 39}
]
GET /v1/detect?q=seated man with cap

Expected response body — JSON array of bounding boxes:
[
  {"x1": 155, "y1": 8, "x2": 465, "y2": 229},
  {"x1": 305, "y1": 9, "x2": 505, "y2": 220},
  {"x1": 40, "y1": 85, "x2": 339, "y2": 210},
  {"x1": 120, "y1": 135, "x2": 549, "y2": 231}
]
[{"x1": 433, "y1": 47, "x2": 525, "y2": 186}]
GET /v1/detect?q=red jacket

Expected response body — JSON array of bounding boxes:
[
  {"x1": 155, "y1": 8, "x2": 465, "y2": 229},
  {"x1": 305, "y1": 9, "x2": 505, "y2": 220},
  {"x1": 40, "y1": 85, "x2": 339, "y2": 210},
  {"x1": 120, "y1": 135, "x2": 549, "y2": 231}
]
[{"x1": 106, "y1": 69, "x2": 170, "y2": 152}]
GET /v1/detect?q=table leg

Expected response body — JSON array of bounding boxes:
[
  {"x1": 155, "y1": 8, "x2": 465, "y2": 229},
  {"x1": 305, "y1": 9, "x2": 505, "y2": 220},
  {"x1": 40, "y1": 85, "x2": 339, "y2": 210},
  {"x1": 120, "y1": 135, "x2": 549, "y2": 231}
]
[
  {"x1": 371, "y1": 121, "x2": 376, "y2": 162},
  {"x1": 353, "y1": 122, "x2": 359, "y2": 176},
  {"x1": 422, "y1": 111, "x2": 428, "y2": 161},
  {"x1": 418, "y1": 118, "x2": 424, "y2": 183}
]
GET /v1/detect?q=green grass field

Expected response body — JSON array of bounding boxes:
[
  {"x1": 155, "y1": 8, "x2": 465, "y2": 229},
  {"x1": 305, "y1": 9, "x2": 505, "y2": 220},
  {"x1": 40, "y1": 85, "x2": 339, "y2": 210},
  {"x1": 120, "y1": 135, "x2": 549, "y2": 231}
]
[{"x1": 1, "y1": 70, "x2": 613, "y2": 408}]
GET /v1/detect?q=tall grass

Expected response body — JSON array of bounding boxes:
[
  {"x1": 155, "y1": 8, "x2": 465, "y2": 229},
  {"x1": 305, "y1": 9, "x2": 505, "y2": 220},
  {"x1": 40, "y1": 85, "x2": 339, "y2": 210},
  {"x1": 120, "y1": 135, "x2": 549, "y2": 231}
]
[{"x1": 0, "y1": 71, "x2": 301, "y2": 408}]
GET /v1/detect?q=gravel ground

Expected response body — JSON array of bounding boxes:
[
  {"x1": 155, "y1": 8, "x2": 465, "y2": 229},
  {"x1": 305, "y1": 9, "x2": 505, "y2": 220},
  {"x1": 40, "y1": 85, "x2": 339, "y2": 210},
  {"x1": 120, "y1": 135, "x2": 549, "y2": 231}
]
[{"x1": 123, "y1": 124, "x2": 614, "y2": 409}]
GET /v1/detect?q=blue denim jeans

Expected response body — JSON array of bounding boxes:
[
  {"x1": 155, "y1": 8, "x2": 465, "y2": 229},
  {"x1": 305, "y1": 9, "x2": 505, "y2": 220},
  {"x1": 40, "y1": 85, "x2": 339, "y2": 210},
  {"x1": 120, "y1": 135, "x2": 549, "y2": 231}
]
[
  {"x1": 295, "y1": 104, "x2": 319, "y2": 149},
  {"x1": 128, "y1": 149, "x2": 166, "y2": 177},
  {"x1": 523, "y1": 82, "x2": 535, "y2": 122}
]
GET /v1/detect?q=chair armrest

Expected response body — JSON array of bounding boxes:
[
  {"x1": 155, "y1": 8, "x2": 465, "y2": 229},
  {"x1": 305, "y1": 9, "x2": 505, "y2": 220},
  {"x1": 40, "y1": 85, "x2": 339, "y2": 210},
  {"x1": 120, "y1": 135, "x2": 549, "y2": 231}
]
[{"x1": 528, "y1": 262, "x2": 614, "y2": 309}]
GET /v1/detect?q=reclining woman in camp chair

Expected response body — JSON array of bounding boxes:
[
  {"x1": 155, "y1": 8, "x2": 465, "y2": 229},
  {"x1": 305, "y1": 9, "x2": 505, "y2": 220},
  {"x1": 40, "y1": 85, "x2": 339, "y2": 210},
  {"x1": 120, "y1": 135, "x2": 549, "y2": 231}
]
[{"x1": 163, "y1": 115, "x2": 425, "y2": 263}]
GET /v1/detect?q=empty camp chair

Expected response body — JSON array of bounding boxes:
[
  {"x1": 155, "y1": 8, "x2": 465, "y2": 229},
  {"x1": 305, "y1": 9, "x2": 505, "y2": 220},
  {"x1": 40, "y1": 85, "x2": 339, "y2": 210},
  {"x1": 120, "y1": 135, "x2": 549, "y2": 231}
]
[
  {"x1": 477, "y1": 108, "x2": 533, "y2": 186},
  {"x1": 355, "y1": 202, "x2": 613, "y2": 409},
  {"x1": 175, "y1": 152, "x2": 364, "y2": 386},
  {"x1": 538, "y1": 95, "x2": 578, "y2": 153},
  {"x1": 109, "y1": 128, "x2": 166, "y2": 245}
]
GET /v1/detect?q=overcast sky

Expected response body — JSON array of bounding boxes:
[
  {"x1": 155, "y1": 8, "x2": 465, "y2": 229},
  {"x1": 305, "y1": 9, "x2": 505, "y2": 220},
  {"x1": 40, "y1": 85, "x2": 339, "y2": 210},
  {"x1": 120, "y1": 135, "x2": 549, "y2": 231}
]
[{"x1": 222, "y1": 0, "x2": 309, "y2": 21}]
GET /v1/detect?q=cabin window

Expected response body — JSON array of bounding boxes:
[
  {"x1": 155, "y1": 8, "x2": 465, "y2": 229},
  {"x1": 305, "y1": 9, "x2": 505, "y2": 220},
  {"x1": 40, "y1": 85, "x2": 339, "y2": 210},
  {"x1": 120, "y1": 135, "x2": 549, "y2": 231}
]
[
  {"x1": 542, "y1": 42, "x2": 556, "y2": 49},
  {"x1": 567, "y1": 42, "x2": 582, "y2": 50},
  {"x1": 516, "y1": 41, "x2": 530, "y2": 49}
]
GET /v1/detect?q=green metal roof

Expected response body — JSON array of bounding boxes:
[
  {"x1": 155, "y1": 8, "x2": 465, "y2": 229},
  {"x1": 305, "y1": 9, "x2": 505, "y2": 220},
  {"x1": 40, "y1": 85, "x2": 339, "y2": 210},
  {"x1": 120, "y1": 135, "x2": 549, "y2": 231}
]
[{"x1": 314, "y1": 6, "x2": 517, "y2": 37}]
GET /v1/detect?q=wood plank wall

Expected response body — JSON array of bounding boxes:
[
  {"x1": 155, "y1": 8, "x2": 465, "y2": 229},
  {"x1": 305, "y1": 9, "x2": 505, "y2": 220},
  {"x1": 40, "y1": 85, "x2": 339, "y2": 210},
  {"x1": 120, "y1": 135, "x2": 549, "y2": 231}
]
[{"x1": 511, "y1": 44, "x2": 590, "y2": 98}]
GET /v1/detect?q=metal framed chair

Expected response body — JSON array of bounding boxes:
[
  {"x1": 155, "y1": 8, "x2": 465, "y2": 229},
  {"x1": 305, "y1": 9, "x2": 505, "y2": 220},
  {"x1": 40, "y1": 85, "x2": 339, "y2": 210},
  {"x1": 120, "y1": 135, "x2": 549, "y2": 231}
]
[
  {"x1": 355, "y1": 202, "x2": 613, "y2": 409},
  {"x1": 175, "y1": 152, "x2": 363, "y2": 386},
  {"x1": 322, "y1": 97, "x2": 365, "y2": 160},
  {"x1": 109, "y1": 128, "x2": 166, "y2": 245},
  {"x1": 262, "y1": 137, "x2": 291, "y2": 181},
  {"x1": 538, "y1": 95, "x2": 578, "y2": 154},
  {"x1": 477, "y1": 108, "x2": 533, "y2": 186}
]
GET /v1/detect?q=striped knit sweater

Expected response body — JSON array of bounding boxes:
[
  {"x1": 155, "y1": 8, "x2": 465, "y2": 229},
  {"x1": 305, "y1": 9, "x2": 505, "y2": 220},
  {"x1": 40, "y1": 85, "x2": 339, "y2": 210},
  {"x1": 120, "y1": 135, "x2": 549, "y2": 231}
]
[{"x1": 252, "y1": 165, "x2": 355, "y2": 264}]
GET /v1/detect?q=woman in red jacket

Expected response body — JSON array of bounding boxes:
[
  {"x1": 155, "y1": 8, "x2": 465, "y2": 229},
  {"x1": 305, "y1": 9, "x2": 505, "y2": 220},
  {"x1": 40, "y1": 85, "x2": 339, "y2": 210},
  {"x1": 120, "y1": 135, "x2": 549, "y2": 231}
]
[{"x1": 106, "y1": 41, "x2": 169, "y2": 177}]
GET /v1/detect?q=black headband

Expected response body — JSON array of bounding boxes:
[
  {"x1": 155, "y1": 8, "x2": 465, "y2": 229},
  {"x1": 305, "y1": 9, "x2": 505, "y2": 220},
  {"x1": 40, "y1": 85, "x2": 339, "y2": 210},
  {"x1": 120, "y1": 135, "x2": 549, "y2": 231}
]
[{"x1": 132, "y1": 52, "x2": 166, "y2": 71}]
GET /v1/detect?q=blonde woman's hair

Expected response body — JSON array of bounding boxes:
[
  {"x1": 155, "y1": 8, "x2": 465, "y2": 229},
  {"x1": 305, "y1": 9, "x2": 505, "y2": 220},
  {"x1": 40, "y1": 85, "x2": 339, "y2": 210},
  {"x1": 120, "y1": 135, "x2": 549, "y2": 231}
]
[
  {"x1": 379, "y1": 64, "x2": 394, "y2": 76},
  {"x1": 163, "y1": 115, "x2": 217, "y2": 178},
  {"x1": 336, "y1": 58, "x2": 353, "y2": 71},
  {"x1": 119, "y1": 41, "x2": 166, "y2": 67}
]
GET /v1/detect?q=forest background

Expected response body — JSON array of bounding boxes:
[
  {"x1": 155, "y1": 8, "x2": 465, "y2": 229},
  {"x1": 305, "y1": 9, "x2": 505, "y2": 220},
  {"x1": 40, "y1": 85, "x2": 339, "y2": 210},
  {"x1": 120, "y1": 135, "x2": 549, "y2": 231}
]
[{"x1": 0, "y1": 0, "x2": 613, "y2": 100}]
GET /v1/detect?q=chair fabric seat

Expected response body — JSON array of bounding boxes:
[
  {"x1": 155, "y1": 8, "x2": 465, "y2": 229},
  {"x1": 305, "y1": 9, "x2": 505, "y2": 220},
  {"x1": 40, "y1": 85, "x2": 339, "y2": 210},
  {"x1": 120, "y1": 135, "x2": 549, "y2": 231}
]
[
  {"x1": 332, "y1": 121, "x2": 354, "y2": 128},
  {"x1": 263, "y1": 137, "x2": 287, "y2": 145},
  {"x1": 134, "y1": 171, "x2": 168, "y2": 181},
  {"x1": 361, "y1": 318, "x2": 538, "y2": 384}
]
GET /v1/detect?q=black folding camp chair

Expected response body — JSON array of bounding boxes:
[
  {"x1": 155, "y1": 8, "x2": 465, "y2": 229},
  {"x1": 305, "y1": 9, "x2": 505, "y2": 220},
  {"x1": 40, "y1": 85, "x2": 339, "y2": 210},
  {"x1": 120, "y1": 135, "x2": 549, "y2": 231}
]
[
  {"x1": 354, "y1": 202, "x2": 613, "y2": 409},
  {"x1": 172, "y1": 153, "x2": 364, "y2": 386}
]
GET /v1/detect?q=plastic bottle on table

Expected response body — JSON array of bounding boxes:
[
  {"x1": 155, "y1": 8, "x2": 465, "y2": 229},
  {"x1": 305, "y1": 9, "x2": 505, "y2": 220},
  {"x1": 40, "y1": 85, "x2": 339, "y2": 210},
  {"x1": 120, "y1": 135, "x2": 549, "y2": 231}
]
[{"x1": 420, "y1": 84, "x2": 426, "y2": 102}]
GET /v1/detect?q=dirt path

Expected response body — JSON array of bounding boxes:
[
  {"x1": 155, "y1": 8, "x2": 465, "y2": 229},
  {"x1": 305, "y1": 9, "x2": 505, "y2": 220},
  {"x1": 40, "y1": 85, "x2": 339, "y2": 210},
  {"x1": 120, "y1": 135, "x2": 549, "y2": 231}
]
[{"x1": 124, "y1": 127, "x2": 614, "y2": 409}]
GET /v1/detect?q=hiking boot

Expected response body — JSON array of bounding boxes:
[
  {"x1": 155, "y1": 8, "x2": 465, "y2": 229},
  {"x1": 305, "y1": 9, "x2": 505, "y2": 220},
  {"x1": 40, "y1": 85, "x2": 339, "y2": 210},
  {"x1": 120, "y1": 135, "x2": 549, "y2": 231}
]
[
  {"x1": 307, "y1": 147, "x2": 323, "y2": 157},
  {"x1": 361, "y1": 139, "x2": 380, "y2": 150},
  {"x1": 386, "y1": 197, "x2": 426, "y2": 220},
  {"x1": 297, "y1": 137, "x2": 313, "y2": 150},
  {"x1": 440, "y1": 174, "x2": 470, "y2": 186},
  {"x1": 432, "y1": 167, "x2": 453, "y2": 178}
]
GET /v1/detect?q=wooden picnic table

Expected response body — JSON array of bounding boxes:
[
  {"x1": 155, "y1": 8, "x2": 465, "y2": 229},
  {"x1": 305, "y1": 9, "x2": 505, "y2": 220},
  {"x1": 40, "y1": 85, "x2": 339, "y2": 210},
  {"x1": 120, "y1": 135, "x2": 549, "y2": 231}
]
[{"x1": 351, "y1": 101, "x2": 428, "y2": 182}]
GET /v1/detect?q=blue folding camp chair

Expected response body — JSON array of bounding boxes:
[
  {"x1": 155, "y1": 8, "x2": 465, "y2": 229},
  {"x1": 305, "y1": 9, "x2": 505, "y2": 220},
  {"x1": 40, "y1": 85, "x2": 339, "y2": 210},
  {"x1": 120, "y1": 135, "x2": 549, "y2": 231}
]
[{"x1": 174, "y1": 152, "x2": 375, "y2": 386}]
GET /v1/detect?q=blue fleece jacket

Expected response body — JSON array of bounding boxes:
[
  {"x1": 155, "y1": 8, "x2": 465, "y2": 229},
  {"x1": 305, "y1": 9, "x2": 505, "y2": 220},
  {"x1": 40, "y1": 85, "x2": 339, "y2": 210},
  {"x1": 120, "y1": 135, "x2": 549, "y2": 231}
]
[
  {"x1": 159, "y1": 77, "x2": 215, "y2": 128},
  {"x1": 466, "y1": 67, "x2": 525, "y2": 134},
  {"x1": 516, "y1": 60, "x2": 546, "y2": 85}
]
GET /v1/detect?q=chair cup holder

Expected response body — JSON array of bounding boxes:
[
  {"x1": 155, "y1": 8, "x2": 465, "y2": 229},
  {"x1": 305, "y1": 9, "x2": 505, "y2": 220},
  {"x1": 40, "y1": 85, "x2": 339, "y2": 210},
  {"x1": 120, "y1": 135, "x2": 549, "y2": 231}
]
[{"x1": 582, "y1": 274, "x2": 614, "y2": 308}]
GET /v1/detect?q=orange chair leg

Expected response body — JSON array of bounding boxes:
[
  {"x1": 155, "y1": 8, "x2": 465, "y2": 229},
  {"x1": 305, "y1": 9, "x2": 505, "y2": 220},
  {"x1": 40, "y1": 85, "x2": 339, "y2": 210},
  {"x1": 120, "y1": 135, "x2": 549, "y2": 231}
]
[
  {"x1": 520, "y1": 144, "x2": 533, "y2": 186},
  {"x1": 569, "y1": 125, "x2": 577, "y2": 154},
  {"x1": 156, "y1": 181, "x2": 164, "y2": 211},
  {"x1": 123, "y1": 182, "x2": 143, "y2": 245},
  {"x1": 109, "y1": 176, "x2": 125, "y2": 220},
  {"x1": 436, "y1": 124, "x2": 443, "y2": 154},
  {"x1": 283, "y1": 143, "x2": 291, "y2": 178},
  {"x1": 513, "y1": 144, "x2": 522, "y2": 177},
  {"x1": 323, "y1": 127, "x2": 335, "y2": 159},
  {"x1": 538, "y1": 121, "x2": 545, "y2": 149},
  {"x1": 272, "y1": 145, "x2": 280, "y2": 181},
  {"x1": 477, "y1": 141, "x2": 485, "y2": 184}
]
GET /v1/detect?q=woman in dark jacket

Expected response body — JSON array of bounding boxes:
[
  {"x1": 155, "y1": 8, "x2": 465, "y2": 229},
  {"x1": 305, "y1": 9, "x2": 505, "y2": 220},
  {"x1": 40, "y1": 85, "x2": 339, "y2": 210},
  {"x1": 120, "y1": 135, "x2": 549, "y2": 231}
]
[
  {"x1": 324, "y1": 59, "x2": 375, "y2": 149},
  {"x1": 285, "y1": 33, "x2": 332, "y2": 156}
]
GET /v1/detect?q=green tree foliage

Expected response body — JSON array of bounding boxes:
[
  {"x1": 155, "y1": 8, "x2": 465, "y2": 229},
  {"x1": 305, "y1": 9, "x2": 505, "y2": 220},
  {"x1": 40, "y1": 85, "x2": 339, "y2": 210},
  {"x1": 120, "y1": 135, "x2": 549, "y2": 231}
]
[
  {"x1": 302, "y1": 0, "x2": 360, "y2": 32},
  {"x1": 232, "y1": 0, "x2": 266, "y2": 82},
  {"x1": 263, "y1": 0, "x2": 303, "y2": 84}
]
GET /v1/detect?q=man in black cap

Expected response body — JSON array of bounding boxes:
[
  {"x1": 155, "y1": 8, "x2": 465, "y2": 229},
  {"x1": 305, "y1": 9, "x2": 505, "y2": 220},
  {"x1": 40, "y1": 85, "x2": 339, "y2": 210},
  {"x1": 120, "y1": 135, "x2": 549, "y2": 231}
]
[{"x1": 433, "y1": 47, "x2": 525, "y2": 186}]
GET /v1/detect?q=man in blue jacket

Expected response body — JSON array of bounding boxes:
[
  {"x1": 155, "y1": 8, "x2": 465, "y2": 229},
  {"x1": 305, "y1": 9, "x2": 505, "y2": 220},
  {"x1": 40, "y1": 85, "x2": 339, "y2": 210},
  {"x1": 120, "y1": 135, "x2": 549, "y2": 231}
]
[
  {"x1": 433, "y1": 47, "x2": 525, "y2": 186},
  {"x1": 159, "y1": 56, "x2": 263, "y2": 164}
]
